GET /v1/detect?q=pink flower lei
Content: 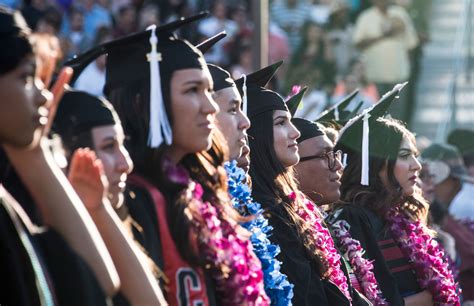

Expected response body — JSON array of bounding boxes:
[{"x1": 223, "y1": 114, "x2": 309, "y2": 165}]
[
  {"x1": 387, "y1": 207, "x2": 460, "y2": 305},
  {"x1": 288, "y1": 192, "x2": 352, "y2": 302},
  {"x1": 331, "y1": 219, "x2": 387, "y2": 305},
  {"x1": 189, "y1": 182, "x2": 270, "y2": 306}
]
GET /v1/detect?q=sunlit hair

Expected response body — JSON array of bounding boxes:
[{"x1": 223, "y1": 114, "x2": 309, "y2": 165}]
[
  {"x1": 108, "y1": 78, "x2": 237, "y2": 266},
  {"x1": 336, "y1": 117, "x2": 428, "y2": 220},
  {"x1": 248, "y1": 110, "x2": 329, "y2": 277}
]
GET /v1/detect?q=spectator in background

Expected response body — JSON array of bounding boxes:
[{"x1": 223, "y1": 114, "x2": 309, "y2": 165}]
[
  {"x1": 21, "y1": 0, "x2": 51, "y2": 30},
  {"x1": 352, "y1": 0, "x2": 418, "y2": 121},
  {"x1": 35, "y1": 6, "x2": 62, "y2": 35},
  {"x1": 271, "y1": 0, "x2": 311, "y2": 52},
  {"x1": 138, "y1": 2, "x2": 159, "y2": 30},
  {"x1": 62, "y1": 7, "x2": 93, "y2": 59},
  {"x1": 448, "y1": 129, "x2": 474, "y2": 177},
  {"x1": 82, "y1": 0, "x2": 112, "y2": 40},
  {"x1": 112, "y1": 4, "x2": 137, "y2": 38},
  {"x1": 74, "y1": 26, "x2": 111, "y2": 96},
  {"x1": 229, "y1": 42, "x2": 253, "y2": 79},
  {"x1": 198, "y1": 0, "x2": 238, "y2": 65},
  {"x1": 326, "y1": 0, "x2": 356, "y2": 77},
  {"x1": 421, "y1": 143, "x2": 474, "y2": 303},
  {"x1": 286, "y1": 21, "x2": 336, "y2": 93},
  {"x1": 332, "y1": 57, "x2": 379, "y2": 109},
  {"x1": 309, "y1": 0, "x2": 331, "y2": 25}
]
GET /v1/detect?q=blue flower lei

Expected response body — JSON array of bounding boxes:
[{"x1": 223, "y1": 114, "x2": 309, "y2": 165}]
[{"x1": 225, "y1": 160, "x2": 294, "y2": 306}]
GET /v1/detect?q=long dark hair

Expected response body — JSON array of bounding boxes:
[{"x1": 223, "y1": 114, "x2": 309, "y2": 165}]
[
  {"x1": 248, "y1": 110, "x2": 329, "y2": 277},
  {"x1": 336, "y1": 117, "x2": 428, "y2": 219},
  {"x1": 108, "y1": 78, "x2": 234, "y2": 266}
]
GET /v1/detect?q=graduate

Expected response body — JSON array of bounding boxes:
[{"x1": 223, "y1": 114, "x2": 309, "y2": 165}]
[
  {"x1": 332, "y1": 85, "x2": 459, "y2": 305},
  {"x1": 208, "y1": 62, "x2": 295, "y2": 305},
  {"x1": 53, "y1": 89, "x2": 167, "y2": 305},
  {"x1": 240, "y1": 66, "x2": 358, "y2": 305},
  {"x1": 67, "y1": 13, "x2": 268, "y2": 306},
  {"x1": 0, "y1": 7, "x2": 119, "y2": 305}
]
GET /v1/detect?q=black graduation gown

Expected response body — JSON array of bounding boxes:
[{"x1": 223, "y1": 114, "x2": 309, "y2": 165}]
[
  {"x1": 0, "y1": 190, "x2": 107, "y2": 306},
  {"x1": 124, "y1": 183, "x2": 218, "y2": 306},
  {"x1": 254, "y1": 192, "x2": 351, "y2": 306},
  {"x1": 333, "y1": 204, "x2": 422, "y2": 306}
]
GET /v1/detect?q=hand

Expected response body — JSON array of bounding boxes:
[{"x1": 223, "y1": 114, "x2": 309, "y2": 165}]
[{"x1": 68, "y1": 148, "x2": 109, "y2": 212}]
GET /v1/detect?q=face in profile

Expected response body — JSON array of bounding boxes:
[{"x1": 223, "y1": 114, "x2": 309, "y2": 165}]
[
  {"x1": 169, "y1": 67, "x2": 219, "y2": 160},
  {"x1": 92, "y1": 123, "x2": 133, "y2": 207},
  {"x1": 213, "y1": 86, "x2": 250, "y2": 161},
  {"x1": 295, "y1": 134, "x2": 343, "y2": 204},
  {"x1": 0, "y1": 55, "x2": 48, "y2": 148},
  {"x1": 380, "y1": 135, "x2": 422, "y2": 197},
  {"x1": 272, "y1": 110, "x2": 301, "y2": 168}
]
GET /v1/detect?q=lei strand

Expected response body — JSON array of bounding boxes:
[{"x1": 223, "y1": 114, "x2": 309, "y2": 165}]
[
  {"x1": 330, "y1": 219, "x2": 387, "y2": 306},
  {"x1": 387, "y1": 207, "x2": 460, "y2": 305},
  {"x1": 288, "y1": 192, "x2": 352, "y2": 302},
  {"x1": 225, "y1": 161, "x2": 294, "y2": 306},
  {"x1": 165, "y1": 160, "x2": 270, "y2": 305}
]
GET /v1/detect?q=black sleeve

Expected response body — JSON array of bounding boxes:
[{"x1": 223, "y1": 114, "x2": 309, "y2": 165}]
[{"x1": 336, "y1": 206, "x2": 405, "y2": 306}]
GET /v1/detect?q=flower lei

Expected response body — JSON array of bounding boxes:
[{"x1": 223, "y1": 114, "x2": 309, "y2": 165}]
[
  {"x1": 165, "y1": 160, "x2": 270, "y2": 305},
  {"x1": 387, "y1": 207, "x2": 460, "y2": 305},
  {"x1": 329, "y1": 218, "x2": 387, "y2": 306},
  {"x1": 225, "y1": 161, "x2": 294, "y2": 306},
  {"x1": 288, "y1": 191, "x2": 352, "y2": 302}
]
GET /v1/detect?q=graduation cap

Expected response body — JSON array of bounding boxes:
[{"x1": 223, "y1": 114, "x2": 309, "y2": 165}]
[
  {"x1": 314, "y1": 89, "x2": 359, "y2": 124},
  {"x1": 287, "y1": 86, "x2": 308, "y2": 117},
  {"x1": 53, "y1": 89, "x2": 119, "y2": 138},
  {"x1": 64, "y1": 12, "x2": 209, "y2": 148},
  {"x1": 335, "y1": 83, "x2": 407, "y2": 185},
  {"x1": 0, "y1": 6, "x2": 30, "y2": 37},
  {"x1": 234, "y1": 60, "x2": 283, "y2": 116},
  {"x1": 195, "y1": 31, "x2": 226, "y2": 54},
  {"x1": 292, "y1": 118, "x2": 325, "y2": 144},
  {"x1": 208, "y1": 64, "x2": 235, "y2": 92}
]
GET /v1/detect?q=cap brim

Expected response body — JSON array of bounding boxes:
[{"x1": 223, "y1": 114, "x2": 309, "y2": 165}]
[
  {"x1": 196, "y1": 31, "x2": 226, "y2": 54},
  {"x1": 315, "y1": 89, "x2": 359, "y2": 122}
]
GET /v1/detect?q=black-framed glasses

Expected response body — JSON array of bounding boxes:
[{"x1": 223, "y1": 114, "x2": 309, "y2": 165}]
[{"x1": 299, "y1": 150, "x2": 343, "y2": 170}]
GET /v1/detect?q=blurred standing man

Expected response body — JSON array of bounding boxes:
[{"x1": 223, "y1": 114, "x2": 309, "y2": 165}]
[{"x1": 352, "y1": 0, "x2": 418, "y2": 122}]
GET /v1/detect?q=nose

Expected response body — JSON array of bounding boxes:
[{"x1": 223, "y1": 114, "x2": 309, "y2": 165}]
[
  {"x1": 116, "y1": 146, "x2": 134, "y2": 175},
  {"x1": 333, "y1": 154, "x2": 343, "y2": 172},
  {"x1": 238, "y1": 110, "x2": 251, "y2": 131},
  {"x1": 202, "y1": 91, "x2": 219, "y2": 116},
  {"x1": 412, "y1": 156, "x2": 422, "y2": 172},
  {"x1": 289, "y1": 121, "x2": 301, "y2": 141}
]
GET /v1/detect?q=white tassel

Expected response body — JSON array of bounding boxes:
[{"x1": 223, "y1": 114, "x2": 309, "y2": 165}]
[
  {"x1": 334, "y1": 105, "x2": 340, "y2": 121},
  {"x1": 342, "y1": 153, "x2": 348, "y2": 168},
  {"x1": 147, "y1": 25, "x2": 172, "y2": 148},
  {"x1": 241, "y1": 74, "x2": 248, "y2": 116},
  {"x1": 361, "y1": 111, "x2": 371, "y2": 185}
]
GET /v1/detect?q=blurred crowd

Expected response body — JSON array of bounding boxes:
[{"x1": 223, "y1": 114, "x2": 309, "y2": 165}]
[{"x1": 1, "y1": 0, "x2": 431, "y2": 125}]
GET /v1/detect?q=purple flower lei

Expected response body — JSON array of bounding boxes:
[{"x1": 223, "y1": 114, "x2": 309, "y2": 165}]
[
  {"x1": 288, "y1": 192, "x2": 352, "y2": 302},
  {"x1": 387, "y1": 208, "x2": 460, "y2": 305},
  {"x1": 165, "y1": 160, "x2": 270, "y2": 305},
  {"x1": 330, "y1": 220, "x2": 387, "y2": 305}
]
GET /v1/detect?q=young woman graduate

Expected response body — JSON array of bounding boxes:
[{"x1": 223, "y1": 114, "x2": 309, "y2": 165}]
[
  {"x1": 66, "y1": 13, "x2": 268, "y2": 306},
  {"x1": 52, "y1": 89, "x2": 167, "y2": 305},
  {"x1": 208, "y1": 62, "x2": 294, "y2": 305},
  {"x1": 0, "y1": 7, "x2": 119, "y2": 305},
  {"x1": 240, "y1": 69, "x2": 362, "y2": 305},
  {"x1": 332, "y1": 85, "x2": 459, "y2": 305}
]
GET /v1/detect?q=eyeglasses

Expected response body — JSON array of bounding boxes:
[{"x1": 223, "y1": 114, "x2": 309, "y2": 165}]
[{"x1": 299, "y1": 150, "x2": 343, "y2": 170}]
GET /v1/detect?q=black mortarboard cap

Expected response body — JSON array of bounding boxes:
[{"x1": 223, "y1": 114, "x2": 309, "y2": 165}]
[
  {"x1": 196, "y1": 31, "x2": 226, "y2": 54},
  {"x1": 0, "y1": 6, "x2": 30, "y2": 37},
  {"x1": 292, "y1": 118, "x2": 325, "y2": 144},
  {"x1": 315, "y1": 89, "x2": 359, "y2": 124},
  {"x1": 208, "y1": 64, "x2": 235, "y2": 92},
  {"x1": 335, "y1": 83, "x2": 407, "y2": 185},
  {"x1": 234, "y1": 60, "x2": 283, "y2": 96},
  {"x1": 53, "y1": 89, "x2": 119, "y2": 137},
  {"x1": 65, "y1": 12, "x2": 208, "y2": 88},
  {"x1": 287, "y1": 87, "x2": 308, "y2": 117}
]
